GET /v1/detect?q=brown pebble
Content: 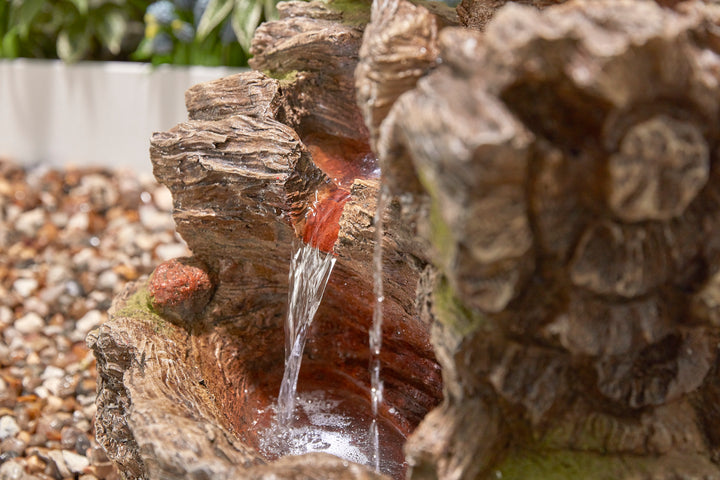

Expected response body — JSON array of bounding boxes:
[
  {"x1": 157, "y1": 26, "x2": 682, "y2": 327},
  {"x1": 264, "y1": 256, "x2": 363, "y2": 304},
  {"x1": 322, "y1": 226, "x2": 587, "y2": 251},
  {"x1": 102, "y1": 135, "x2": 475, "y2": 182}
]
[
  {"x1": 112, "y1": 264, "x2": 139, "y2": 281},
  {"x1": 26, "y1": 454, "x2": 46, "y2": 474},
  {"x1": 0, "y1": 436, "x2": 26, "y2": 454},
  {"x1": 16, "y1": 430, "x2": 30, "y2": 444},
  {"x1": 148, "y1": 257, "x2": 215, "y2": 324}
]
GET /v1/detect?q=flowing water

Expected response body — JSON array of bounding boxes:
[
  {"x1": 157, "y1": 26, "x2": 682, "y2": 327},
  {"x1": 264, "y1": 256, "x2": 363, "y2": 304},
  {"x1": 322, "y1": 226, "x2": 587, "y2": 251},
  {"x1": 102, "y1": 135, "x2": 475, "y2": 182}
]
[
  {"x1": 370, "y1": 186, "x2": 390, "y2": 472},
  {"x1": 262, "y1": 178, "x2": 400, "y2": 476},
  {"x1": 276, "y1": 242, "x2": 336, "y2": 424}
]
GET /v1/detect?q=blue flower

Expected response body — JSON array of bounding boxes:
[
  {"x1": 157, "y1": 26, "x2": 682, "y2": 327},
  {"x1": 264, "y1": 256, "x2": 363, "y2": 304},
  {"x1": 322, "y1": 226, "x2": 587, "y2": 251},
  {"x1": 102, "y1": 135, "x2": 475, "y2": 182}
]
[
  {"x1": 172, "y1": 0, "x2": 196, "y2": 11},
  {"x1": 146, "y1": 1, "x2": 178, "y2": 26},
  {"x1": 193, "y1": 0, "x2": 210, "y2": 27},
  {"x1": 172, "y1": 20, "x2": 195, "y2": 43},
  {"x1": 152, "y1": 32, "x2": 174, "y2": 55}
]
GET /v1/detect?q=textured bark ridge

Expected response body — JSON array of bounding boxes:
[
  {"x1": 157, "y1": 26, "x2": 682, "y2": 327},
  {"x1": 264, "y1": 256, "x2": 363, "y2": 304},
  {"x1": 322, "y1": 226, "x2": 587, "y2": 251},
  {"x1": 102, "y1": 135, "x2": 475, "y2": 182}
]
[
  {"x1": 371, "y1": 0, "x2": 720, "y2": 478},
  {"x1": 91, "y1": 1, "x2": 441, "y2": 479}
]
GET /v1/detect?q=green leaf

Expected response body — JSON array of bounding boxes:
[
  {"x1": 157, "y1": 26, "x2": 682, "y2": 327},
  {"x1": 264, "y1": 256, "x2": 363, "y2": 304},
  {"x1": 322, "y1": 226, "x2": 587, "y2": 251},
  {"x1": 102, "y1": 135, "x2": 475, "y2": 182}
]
[
  {"x1": 195, "y1": 0, "x2": 233, "y2": 41},
  {"x1": 263, "y1": 0, "x2": 278, "y2": 22},
  {"x1": 57, "y1": 24, "x2": 91, "y2": 62},
  {"x1": 46, "y1": 2, "x2": 77, "y2": 32},
  {"x1": 68, "y1": 0, "x2": 88, "y2": 15},
  {"x1": 130, "y1": 36, "x2": 154, "y2": 61},
  {"x1": 230, "y1": 0, "x2": 261, "y2": 52},
  {"x1": 11, "y1": 0, "x2": 47, "y2": 38},
  {"x1": 1, "y1": 27, "x2": 20, "y2": 58},
  {"x1": 0, "y1": 1, "x2": 9, "y2": 38},
  {"x1": 95, "y1": 7, "x2": 126, "y2": 55}
]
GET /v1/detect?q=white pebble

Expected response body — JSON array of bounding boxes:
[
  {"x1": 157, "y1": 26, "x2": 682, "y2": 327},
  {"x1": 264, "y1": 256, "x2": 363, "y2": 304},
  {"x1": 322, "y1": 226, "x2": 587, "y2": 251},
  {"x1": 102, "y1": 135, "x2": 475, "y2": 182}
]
[
  {"x1": 50, "y1": 211, "x2": 69, "y2": 228},
  {"x1": 155, "y1": 242, "x2": 191, "y2": 261},
  {"x1": 153, "y1": 185, "x2": 174, "y2": 212},
  {"x1": 139, "y1": 204, "x2": 175, "y2": 232},
  {"x1": 76, "y1": 310, "x2": 103, "y2": 334},
  {"x1": 14, "y1": 312, "x2": 44, "y2": 334},
  {"x1": 96, "y1": 270, "x2": 119, "y2": 291},
  {"x1": 62, "y1": 450, "x2": 90, "y2": 474},
  {"x1": 0, "y1": 415, "x2": 20, "y2": 440},
  {"x1": 23, "y1": 296, "x2": 49, "y2": 317},
  {"x1": 12, "y1": 277, "x2": 38, "y2": 298},
  {"x1": 4, "y1": 204, "x2": 21, "y2": 223},
  {"x1": 34, "y1": 386, "x2": 50, "y2": 399},
  {"x1": 46, "y1": 450, "x2": 71, "y2": 478},
  {"x1": 0, "y1": 458, "x2": 24, "y2": 480},
  {"x1": 41, "y1": 365, "x2": 65, "y2": 380},
  {"x1": 0, "y1": 306, "x2": 12, "y2": 326},
  {"x1": 67, "y1": 211, "x2": 89, "y2": 231},
  {"x1": 14, "y1": 207, "x2": 45, "y2": 237}
]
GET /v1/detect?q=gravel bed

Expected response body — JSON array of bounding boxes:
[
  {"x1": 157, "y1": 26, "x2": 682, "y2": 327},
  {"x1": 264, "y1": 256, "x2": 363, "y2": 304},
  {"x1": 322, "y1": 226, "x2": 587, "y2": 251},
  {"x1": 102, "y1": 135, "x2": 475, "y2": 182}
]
[{"x1": 0, "y1": 159, "x2": 189, "y2": 479}]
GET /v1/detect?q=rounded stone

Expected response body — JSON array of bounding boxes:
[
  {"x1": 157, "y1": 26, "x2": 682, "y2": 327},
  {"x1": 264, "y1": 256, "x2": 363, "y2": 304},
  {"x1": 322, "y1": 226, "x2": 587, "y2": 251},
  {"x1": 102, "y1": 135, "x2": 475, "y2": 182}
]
[
  {"x1": 607, "y1": 115, "x2": 709, "y2": 222},
  {"x1": 148, "y1": 257, "x2": 215, "y2": 323},
  {"x1": 0, "y1": 415, "x2": 20, "y2": 440}
]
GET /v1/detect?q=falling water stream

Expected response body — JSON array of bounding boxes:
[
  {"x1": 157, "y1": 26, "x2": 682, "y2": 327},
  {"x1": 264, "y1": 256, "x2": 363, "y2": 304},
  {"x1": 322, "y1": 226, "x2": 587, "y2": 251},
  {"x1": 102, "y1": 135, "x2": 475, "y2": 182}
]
[
  {"x1": 370, "y1": 186, "x2": 389, "y2": 472},
  {"x1": 257, "y1": 139, "x2": 400, "y2": 475},
  {"x1": 276, "y1": 242, "x2": 336, "y2": 424}
]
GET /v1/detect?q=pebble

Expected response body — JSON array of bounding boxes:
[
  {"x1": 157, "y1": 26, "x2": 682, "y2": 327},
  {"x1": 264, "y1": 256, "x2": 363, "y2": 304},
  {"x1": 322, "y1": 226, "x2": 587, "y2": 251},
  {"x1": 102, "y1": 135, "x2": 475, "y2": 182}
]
[
  {"x1": 0, "y1": 415, "x2": 20, "y2": 440},
  {"x1": 0, "y1": 459, "x2": 24, "y2": 480},
  {"x1": 0, "y1": 160, "x2": 187, "y2": 479},
  {"x1": 0, "y1": 436, "x2": 26, "y2": 454},
  {"x1": 14, "y1": 312, "x2": 44, "y2": 335},
  {"x1": 0, "y1": 306, "x2": 12, "y2": 326},
  {"x1": 12, "y1": 277, "x2": 38, "y2": 298},
  {"x1": 14, "y1": 208, "x2": 45, "y2": 237},
  {"x1": 75, "y1": 310, "x2": 103, "y2": 335},
  {"x1": 63, "y1": 449, "x2": 90, "y2": 474}
]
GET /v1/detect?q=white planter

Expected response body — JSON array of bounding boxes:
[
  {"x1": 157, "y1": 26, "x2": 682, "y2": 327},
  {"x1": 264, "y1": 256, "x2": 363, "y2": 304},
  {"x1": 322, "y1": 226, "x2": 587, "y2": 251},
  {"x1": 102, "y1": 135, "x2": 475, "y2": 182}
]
[{"x1": 0, "y1": 59, "x2": 245, "y2": 174}]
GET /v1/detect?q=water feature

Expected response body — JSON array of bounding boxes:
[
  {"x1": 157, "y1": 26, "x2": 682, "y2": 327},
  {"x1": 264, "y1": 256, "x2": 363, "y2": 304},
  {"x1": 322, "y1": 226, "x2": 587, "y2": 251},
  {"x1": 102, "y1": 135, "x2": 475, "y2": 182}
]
[
  {"x1": 370, "y1": 186, "x2": 390, "y2": 472},
  {"x1": 276, "y1": 241, "x2": 336, "y2": 424},
  {"x1": 256, "y1": 135, "x2": 407, "y2": 477}
]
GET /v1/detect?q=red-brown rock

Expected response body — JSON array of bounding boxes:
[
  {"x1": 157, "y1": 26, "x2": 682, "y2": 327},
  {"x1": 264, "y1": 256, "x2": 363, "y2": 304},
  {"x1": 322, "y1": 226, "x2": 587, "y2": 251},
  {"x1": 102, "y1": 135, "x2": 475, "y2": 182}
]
[{"x1": 148, "y1": 258, "x2": 215, "y2": 324}]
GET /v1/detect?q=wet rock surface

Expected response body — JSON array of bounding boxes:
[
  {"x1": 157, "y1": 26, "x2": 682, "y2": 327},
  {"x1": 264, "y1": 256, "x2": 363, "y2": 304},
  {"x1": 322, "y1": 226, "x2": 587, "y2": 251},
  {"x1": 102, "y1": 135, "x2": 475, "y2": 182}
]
[{"x1": 0, "y1": 159, "x2": 189, "y2": 479}]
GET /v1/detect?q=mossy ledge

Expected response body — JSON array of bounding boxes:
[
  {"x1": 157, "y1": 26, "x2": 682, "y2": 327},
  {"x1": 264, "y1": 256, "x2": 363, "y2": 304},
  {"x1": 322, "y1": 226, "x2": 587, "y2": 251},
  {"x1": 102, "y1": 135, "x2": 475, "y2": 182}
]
[
  {"x1": 494, "y1": 448, "x2": 719, "y2": 480},
  {"x1": 114, "y1": 281, "x2": 175, "y2": 336}
]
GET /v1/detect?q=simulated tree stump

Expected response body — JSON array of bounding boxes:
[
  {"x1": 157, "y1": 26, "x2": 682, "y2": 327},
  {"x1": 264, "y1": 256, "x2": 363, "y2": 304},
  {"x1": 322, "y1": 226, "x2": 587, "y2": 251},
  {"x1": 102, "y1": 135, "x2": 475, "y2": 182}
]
[
  {"x1": 90, "y1": 0, "x2": 720, "y2": 479},
  {"x1": 90, "y1": 1, "x2": 442, "y2": 479}
]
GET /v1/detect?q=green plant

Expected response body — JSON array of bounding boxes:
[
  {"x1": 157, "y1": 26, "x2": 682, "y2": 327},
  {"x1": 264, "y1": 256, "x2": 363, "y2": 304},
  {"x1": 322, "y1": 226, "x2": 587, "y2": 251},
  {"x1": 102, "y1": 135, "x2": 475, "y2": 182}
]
[
  {"x1": 132, "y1": 0, "x2": 278, "y2": 66},
  {"x1": 0, "y1": 0, "x2": 147, "y2": 62},
  {"x1": 0, "y1": 0, "x2": 279, "y2": 66}
]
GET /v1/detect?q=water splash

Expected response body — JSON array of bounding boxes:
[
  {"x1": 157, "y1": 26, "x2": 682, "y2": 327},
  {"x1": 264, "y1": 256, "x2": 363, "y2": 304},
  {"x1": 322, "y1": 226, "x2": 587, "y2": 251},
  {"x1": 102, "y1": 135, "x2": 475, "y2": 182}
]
[
  {"x1": 260, "y1": 391, "x2": 370, "y2": 464},
  {"x1": 370, "y1": 186, "x2": 390, "y2": 472},
  {"x1": 276, "y1": 242, "x2": 336, "y2": 424}
]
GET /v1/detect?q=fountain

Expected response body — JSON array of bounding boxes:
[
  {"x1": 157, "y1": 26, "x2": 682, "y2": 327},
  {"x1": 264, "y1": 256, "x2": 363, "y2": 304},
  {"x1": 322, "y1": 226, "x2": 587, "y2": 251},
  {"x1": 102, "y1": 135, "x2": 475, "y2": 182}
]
[{"x1": 90, "y1": 1, "x2": 720, "y2": 479}]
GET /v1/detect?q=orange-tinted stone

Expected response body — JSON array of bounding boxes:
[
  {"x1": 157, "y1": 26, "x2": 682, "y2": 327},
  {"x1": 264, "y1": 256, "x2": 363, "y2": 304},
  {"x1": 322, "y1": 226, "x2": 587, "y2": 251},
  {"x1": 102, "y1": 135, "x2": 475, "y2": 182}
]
[{"x1": 148, "y1": 257, "x2": 215, "y2": 323}]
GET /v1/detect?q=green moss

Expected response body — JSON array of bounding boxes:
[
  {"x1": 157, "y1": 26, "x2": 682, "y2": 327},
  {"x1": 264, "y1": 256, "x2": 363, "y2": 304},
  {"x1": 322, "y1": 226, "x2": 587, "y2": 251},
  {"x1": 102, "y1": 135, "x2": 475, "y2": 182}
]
[
  {"x1": 434, "y1": 274, "x2": 486, "y2": 337},
  {"x1": 494, "y1": 449, "x2": 644, "y2": 480},
  {"x1": 322, "y1": 0, "x2": 371, "y2": 25},
  {"x1": 116, "y1": 284, "x2": 174, "y2": 335},
  {"x1": 538, "y1": 412, "x2": 619, "y2": 454},
  {"x1": 428, "y1": 196, "x2": 455, "y2": 271},
  {"x1": 263, "y1": 69, "x2": 298, "y2": 85}
]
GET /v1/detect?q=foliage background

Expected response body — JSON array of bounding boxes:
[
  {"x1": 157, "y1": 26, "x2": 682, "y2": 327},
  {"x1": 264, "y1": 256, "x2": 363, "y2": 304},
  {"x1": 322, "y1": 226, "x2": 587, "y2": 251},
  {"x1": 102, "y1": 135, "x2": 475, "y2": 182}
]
[{"x1": 0, "y1": 0, "x2": 277, "y2": 66}]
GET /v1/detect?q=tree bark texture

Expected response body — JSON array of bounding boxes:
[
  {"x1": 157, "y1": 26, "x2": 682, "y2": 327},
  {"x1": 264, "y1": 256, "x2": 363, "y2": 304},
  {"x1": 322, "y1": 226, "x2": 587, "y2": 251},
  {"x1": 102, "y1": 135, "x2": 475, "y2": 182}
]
[
  {"x1": 364, "y1": 0, "x2": 720, "y2": 478},
  {"x1": 90, "y1": 0, "x2": 720, "y2": 479},
  {"x1": 91, "y1": 1, "x2": 441, "y2": 479}
]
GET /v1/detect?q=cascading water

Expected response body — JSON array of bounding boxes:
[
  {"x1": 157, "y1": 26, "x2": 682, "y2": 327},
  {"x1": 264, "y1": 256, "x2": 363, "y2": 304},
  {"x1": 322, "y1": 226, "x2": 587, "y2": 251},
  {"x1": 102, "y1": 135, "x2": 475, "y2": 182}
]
[
  {"x1": 276, "y1": 241, "x2": 336, "y2": 424},
  {"x1": 256, "y1": 138, "x2": 406, "y2": 477},
  {"x1": 370, "y1": 186, "x2": 389, "y2": 472}
]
